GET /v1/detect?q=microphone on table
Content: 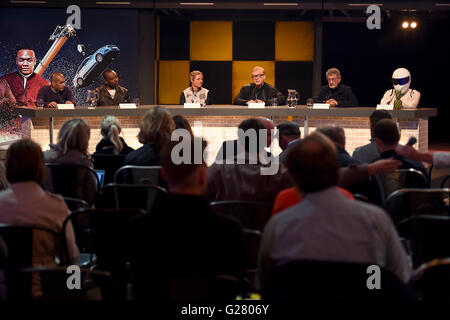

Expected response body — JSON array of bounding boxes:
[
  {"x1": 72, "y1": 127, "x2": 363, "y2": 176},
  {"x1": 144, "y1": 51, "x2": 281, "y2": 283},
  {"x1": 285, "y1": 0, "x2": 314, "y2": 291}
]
[{"x1": 406, "y1": 137, "x2": 417, "y2": 146}]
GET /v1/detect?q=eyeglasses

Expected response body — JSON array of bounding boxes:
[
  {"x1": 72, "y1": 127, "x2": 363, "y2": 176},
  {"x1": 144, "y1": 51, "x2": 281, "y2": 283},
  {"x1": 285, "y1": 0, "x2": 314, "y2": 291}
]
[{"x1": 252, "y1": 74, "x2": 265, "y2": 79}]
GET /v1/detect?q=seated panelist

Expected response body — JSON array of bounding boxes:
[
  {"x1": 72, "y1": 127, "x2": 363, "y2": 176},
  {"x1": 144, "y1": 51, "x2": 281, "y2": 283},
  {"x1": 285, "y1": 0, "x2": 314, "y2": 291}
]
[
  {"x1": 233, "y1": 66, "x2": 285, "y2": 106},
  {"x1": 36, "y1": 72, "x2": 76, "y2": 108},
  {"x1": 380, "y1": 68, "x2": 420, "y2": 109},
  {"x1": 180, "y1": 70, "x2": 211, "y2": 106},
  {"x1": 314, "y1": 68, "x2": 358, "y2": 107}
]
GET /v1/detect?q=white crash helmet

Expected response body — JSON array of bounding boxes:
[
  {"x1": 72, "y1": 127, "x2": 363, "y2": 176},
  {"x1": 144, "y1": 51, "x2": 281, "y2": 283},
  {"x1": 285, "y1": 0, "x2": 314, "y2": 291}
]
[{"x1": 392, "y1": 68, "x2": 411, "y2": 94}]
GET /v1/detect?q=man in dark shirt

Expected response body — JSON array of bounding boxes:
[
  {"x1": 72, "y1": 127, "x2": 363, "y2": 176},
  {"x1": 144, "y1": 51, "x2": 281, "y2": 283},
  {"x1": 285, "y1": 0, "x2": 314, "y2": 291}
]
[
  {"x1": 374, "y1": 119, "x2": 428, "y2": 179},
  {"x1": 129, "y1": 137, "x2": 245, "y2": 300},
  {"x1": 233, "y1": 66, "x2": 285, "y2": 106},
  {"x1": 36, "y1": 72, "x2": 76, "y2": 107},
  {"x1": 314, "y1": 68, "x2": 358, "y2": 107},
  {"x1": 316, "y1": 125, "x2": 362, "y2": 167},
  {"x1": 92, "y1": 69, "x2": 131, "y2": 106},
  {"x1": 277, "y1": 121, "x2": 301, "y2": 164}
]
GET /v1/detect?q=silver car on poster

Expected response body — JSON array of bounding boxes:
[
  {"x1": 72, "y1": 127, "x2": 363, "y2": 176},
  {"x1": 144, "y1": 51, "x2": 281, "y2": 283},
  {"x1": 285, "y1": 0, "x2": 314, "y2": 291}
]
[{"x1": 73, "y1": 45, "x2": 120, "y2": 88}]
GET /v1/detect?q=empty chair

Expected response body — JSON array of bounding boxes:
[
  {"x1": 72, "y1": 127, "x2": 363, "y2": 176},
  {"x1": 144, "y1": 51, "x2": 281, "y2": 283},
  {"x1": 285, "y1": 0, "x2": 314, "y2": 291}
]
[
  {"x1": 209, "y1": 201, "x2": 272, "y2": 231},
  {"x1": 378, "y1": 169, "x2": 429, "y2": 201},
  {"x1": 96, "y1": 183, "x2": 167, "y2": 211},
  {"x1": 92, "y1": 154, "x2": 126, "y2": 185},
  {"x1": 114, "y1": 165, "x2": 161, "y2": 185},
  {"x1": 44, "y1": 162, "x2": 100, "y2": 205},
  {"x1": 385, "y1": 188, "x2": 450, "y2": 226},
  {"x1": 262, "y1": 259, "x2": 415, "y2": 301},
  {"x1": 0, "y1": 224, "x2": 60, "y2": 300},
  {"x1": 61, "y1": 208, "x2": 147, "y2": 299},
  {"x1": 20, "y1": 266, "x2": 112, "y2": 300}
]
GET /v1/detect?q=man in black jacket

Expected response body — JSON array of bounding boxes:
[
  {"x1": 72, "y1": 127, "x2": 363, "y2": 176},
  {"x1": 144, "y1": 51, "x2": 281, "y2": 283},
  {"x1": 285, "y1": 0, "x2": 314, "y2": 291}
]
[
  {"x1": 129, "y1": 137, "x2": 245, "y2": 300},
  {"x1": 233, "y1": 66, "x2": 285, "y2": 106},
  {"x1": 314, "y1": 68, "x2": 358, "y2": 107}
]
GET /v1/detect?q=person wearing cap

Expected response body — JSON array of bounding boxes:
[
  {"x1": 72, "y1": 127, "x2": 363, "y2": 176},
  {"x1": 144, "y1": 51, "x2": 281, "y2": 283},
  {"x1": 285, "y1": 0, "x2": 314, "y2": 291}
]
[{"x1": 380, "y1": 68, "x2": 420, "y2": 109}]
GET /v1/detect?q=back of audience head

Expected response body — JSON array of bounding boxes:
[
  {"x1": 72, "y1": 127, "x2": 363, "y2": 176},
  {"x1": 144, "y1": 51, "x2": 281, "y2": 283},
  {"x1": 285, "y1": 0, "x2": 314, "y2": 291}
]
[
  {"x1": 316, "y1": 125, "x2": 345, "y2": 149},
  {"x1": 6, "y1": 139, "x2": 45, "y2": 185},
  {"x1": 257, "y1": 117, "x2": 274, "y2": 147},
  {"x1": 277, "y1": 122, "x2": 301, "y2": 150},
  {"x1": 238, "y1": 118, "x2": 266, "y2": 154},
  {"x1": 285, "y1": 132, "x2": 338, "y2": 193},
  {"x1": 101, "y1": 115, "x2": 123, "y2": 154},
  {"x1": 55, "y1": 119, "x2": 90, "y2": 156},
  {"x1": 161, "y1": 137, "x2": 208, "y2": 195},
  {"x1": 173, "y1": 115, "x2": 193, "y2": 136},
  {"x1": 138, "y1": 106, "x2": 175, "y2": 148},
  {"x1": 374, "y1": 119, "x2": 400, "y2": 151},
  {"x1": 370, "y1": 110, "x2": 392, "y2": 136}
]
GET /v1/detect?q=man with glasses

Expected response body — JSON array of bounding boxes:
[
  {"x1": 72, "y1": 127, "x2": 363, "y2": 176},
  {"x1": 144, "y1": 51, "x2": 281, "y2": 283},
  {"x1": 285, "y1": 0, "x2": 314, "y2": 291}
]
[
  {"x1": 314, "y1": 68, "x2": 358, "y2": 108},
  {"x1": 380, "y1": 68, "x2": 420, "y2": 109},
  {"x1": 233, "y1": 66, "x2": 285, "y2": 106},
  {"x1": 0, "y1": 48, "x2": 48, "y2": 107}
]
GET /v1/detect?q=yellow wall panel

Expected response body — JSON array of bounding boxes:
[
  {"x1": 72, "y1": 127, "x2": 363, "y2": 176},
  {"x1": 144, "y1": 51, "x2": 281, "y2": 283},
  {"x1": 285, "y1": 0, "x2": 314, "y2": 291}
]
[
  {"x1": 190, "y1": 21, "x2": 233, "y2": 61},
  {"x1": 232, "y1": 61, "x2": 275, "y2": 101},
  {"x1": 158, "y1": 60, "x2": 190, "y2": 104},
  {"x1": 275, "y1": 21, "x2": 314, "y2": 61}
]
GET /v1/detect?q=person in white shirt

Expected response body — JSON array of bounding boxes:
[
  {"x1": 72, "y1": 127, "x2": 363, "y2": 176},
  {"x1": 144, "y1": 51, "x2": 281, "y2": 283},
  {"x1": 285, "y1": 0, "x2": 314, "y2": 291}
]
[
  {"x1": 396, "y1": 145, "x2": 450, "y2": 168},
  {"x1": 380, "y1": 68, "x2": 420, "y2": 109}
]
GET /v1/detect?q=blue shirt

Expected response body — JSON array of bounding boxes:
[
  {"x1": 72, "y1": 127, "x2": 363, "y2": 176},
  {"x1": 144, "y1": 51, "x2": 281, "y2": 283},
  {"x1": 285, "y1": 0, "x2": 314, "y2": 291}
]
[{"x1": 36, "y1": 85, "x2": 76, "y2": 107}]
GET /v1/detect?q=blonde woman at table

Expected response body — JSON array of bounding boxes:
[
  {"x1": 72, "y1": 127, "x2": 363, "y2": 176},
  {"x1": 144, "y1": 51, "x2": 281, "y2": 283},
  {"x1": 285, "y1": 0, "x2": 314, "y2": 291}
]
[{"x1": 180, "y1": 70, "x2": 211, "y2": 106}]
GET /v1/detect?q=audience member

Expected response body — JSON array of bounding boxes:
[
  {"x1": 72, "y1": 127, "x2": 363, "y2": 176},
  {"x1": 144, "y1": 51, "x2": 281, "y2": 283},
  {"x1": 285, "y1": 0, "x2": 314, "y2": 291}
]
[
  {"x1": 277, "y1": 121, "x2": 301, "y2": 164},
  {"x1": 316, "y1": 125, "x2": 362, "y2": 167},
  {"x1": 124, "y1": 106, "x2": 175, "y2": 166},
  {"x1": 43, "y1": 119, "x2": 97, "y2": 204},
  {"x1": 208, "y1": 118, "x2": 291, "y2": 205},
  {"x1": 92, "y1": 69, "x2": 132, "y2": 106},
  {"x1": 95, "y1": 115, "x2": 134, "y2": 155},
  {"x1": 36, "y1": 72, "x2": 76, "y2": 107},
  {"x1": 257, "y1": 132, "x2": 411, "y2": 289},
  {"x1": 0, "y1": 139, "x2": 79, "y2": 297},
  {"x1": 353, "y1": 110, "x2": 392, "y2": 163},
  {"x1": 173, "y1": 114, "x2": 194, "y2": 136},
  {"x1": 374, "y1": 119, "x2": 428, "y2": 179},
  {"x1": 129, "y1": 138, "x2": 244, "y2": 300}
]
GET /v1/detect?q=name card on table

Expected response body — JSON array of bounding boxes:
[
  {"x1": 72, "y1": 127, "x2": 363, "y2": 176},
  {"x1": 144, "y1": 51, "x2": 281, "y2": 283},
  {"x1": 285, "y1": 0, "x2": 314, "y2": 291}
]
[
  {"x1": 119, "y1": 103, "x2": 137, "y2": 109},
  {"x1": 376, "y1": 104, "x2": 394, "y2": 110},
  {"x1": 57, "y1": 104, "x2": 74, "y2": 109},
  {"x1": 313, "y1": 103, "x2": 330, "y2": 109},
  {"x1": 248, "y1": 103, "x2": 265, "y2": 109},
  {"x1": 184, "y1": 103, "x2": 201, "y2": 108}
]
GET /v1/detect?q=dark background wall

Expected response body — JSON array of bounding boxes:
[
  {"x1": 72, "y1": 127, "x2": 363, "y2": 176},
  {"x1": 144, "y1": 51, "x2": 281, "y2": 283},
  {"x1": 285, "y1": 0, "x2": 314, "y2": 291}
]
[
  {"x1": 322, "y1": 14, "x2": 450, "y2": 142},
  {"x1": 0, "y1": 8, "x2": 139, "y2": 105}
]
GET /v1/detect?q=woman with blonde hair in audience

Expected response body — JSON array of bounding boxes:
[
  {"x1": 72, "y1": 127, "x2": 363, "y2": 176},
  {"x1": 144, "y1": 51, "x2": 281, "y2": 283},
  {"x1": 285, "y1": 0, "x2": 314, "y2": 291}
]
[
  {"x1": 95, "y1": 115, "x2": 134, "y2": 155},
  {"x1": 0, "y1": 139, "x2": 79, "y2": 297},
  {"x1": 43, "y1": 118, "x2": 97, "y2": 204},
  {"x1": 124, "y1": 106, "x2": 176, "y2": 166}
]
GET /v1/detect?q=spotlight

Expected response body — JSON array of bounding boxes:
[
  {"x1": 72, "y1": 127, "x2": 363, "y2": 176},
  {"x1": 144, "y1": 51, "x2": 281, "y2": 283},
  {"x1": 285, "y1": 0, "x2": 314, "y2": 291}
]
[
  {"x1": 402, "y1": 21, "x2": 409, "y2": 28},
  {"x1": 410, "y1": 21, "x2": 417, "y2": 28}
]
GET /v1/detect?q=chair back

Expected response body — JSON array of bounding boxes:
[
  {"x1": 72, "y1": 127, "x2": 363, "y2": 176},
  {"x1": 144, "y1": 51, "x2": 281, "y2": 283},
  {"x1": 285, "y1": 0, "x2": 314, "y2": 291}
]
[
  {"x1": 209, "y1": 201, "x2": 272, "y2": 231},
  {"x1": 114, "y1": 165, "x2": 161, "y2": 185},
  {"x1": 442, "y1": 175, "x2": 450, "y2": 188},
  {"x1": 410, "y1": 258, "x2": 450, "y2": 300},
  {"x1": 45, "y1": 162, "x2": 100, "y2": 200},
  {"x1": 0, "y1": 224, "x2": 60, "y2": 300},
  {"x1": 92, "y1": 154, "x2": 126, "y2": 185},
  {"x1": 385, "y1": 188, "x2": 450, "y2": 226},
  {"x1": 379, "y1": 168, "x2": 429, "y2": 200},
  {"x1": 63, "y1": 197, "x2": 90, "y2": 212},
  {"x1": 397, "y1": 214, "x2": 450, "y2": 268},
  {"x1": 20, "y1": 266, "x2": 112, "y2": 300},
  {"x1": 242, "y1": 228, "x2": 262, "y2": 289},
  {"x1": 96, "y1": 183, "x2": 167, "y2": 211},
  {"x1": 261, "y1": 259, "x2": 415, "y2": 300}
]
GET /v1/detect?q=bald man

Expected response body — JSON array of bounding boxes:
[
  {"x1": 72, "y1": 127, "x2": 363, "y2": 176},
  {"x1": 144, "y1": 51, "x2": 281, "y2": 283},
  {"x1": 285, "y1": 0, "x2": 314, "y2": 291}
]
[
  {"x1": 233, "y1": 66, "x2": 285, "y2": 106},
  {"x1": 0, "y1": 48, "x2": 48, "y2": 107},
  {"x1": 36, "y1": 72, "x2": 76, "y2": 108}
]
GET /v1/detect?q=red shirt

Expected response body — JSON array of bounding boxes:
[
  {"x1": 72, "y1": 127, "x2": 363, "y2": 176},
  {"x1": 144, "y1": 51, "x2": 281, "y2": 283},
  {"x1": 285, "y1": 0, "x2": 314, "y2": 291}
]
[
  {"x1": 1, "y1": 72, "x2": 48, "y2": 107},
  {"x1": 272, "y1": 186, "x2": 354, "y2": 216}
]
